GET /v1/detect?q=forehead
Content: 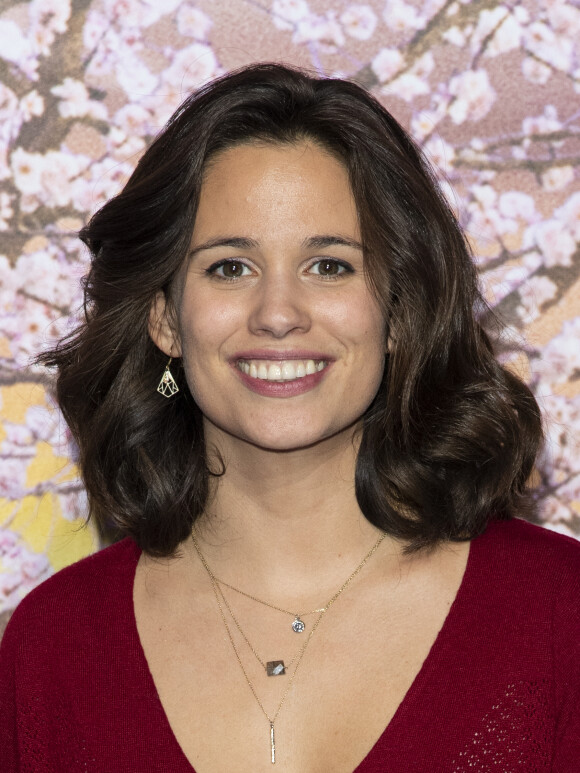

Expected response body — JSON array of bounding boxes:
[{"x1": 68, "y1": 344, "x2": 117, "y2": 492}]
[{"x1": 194, "y1": 140, "x2": 359, "y2": 238}]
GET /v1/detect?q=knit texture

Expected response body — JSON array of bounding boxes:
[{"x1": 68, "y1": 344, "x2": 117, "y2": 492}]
[{"x1": 1, "y1": 518, "x2": 579, "y2": 771}]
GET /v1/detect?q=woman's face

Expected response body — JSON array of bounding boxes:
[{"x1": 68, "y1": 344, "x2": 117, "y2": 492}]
[{"x1": 151, "y1": 140, "x2": 386, "y2": 453}]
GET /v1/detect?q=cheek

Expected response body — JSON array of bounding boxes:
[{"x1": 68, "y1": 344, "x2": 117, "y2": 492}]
[{"x1": 178, "y1": 298, "x2": 236, "y2": 355}]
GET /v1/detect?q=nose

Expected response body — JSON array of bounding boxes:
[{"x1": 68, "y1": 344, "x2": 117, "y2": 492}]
[{"x1": 247, "y1": 272, "x2": 311, "y2": 338}]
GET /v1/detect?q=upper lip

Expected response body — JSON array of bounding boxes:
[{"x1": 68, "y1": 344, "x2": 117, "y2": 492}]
[{"x1": 231, "y1": 349, "x2": 334, "y2": 361}]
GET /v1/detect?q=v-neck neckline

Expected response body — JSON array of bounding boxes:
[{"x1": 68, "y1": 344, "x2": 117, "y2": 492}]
[{"x1": 127, "y1": 529, "x2": 481, "y2": 772}]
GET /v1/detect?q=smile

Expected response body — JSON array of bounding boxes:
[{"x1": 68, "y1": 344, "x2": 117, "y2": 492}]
[{"x1": 236, "y1": 359, "x2": 328, "y2": 382}]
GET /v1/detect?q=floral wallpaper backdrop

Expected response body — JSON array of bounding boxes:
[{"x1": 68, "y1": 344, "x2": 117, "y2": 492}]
[{"x1": 0, "y1": 0, "x2": 579, "y2": 630}]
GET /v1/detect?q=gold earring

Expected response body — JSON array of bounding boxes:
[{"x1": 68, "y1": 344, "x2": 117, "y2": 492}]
[{"x1": 157, "y1": 357, "x2": 179, "y2": 398}]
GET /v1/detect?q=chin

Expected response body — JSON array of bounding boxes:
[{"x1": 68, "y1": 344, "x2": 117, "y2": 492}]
[{"x1": 239, "y1": 418, "x2": 361, "y2": 454}]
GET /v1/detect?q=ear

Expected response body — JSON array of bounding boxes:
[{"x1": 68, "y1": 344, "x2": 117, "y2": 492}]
[{"x1": 148, "y1": 291, "x2": 182, "y2": 357}]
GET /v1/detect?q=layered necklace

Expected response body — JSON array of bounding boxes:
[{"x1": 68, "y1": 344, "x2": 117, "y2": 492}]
[{"x1": 191, "y1": 530, "x2": 387, "y2": 764}]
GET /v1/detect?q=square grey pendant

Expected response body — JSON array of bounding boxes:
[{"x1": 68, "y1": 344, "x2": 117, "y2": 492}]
[{"x1": 266, "y1": 660, "x2": 286, "y2": 676}]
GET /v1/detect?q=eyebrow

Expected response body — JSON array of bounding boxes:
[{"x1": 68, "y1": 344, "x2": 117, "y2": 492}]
[{"x1": 189, "y1": 234, "x2": 363, "y2": 257}]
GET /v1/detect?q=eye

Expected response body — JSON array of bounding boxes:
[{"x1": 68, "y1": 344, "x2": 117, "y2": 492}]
[
  {"x1": 308, "y1": 259, "x2": 353, "y2": 278},
  {"x1": 206, "y1": 259, "x2": 252, "y2": 280}
]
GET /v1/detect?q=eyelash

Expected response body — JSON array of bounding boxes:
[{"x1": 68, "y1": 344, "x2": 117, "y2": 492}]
[{"x1": 205, "y1": 258, "x2": 354, "y2": 281}]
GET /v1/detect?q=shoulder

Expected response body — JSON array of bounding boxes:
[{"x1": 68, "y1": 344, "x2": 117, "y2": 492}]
[
  {"x1": 479, "y1": 517, "x2": 580, "y2": 578},
  {"x1": 2, "y1": 538, "x2": 141, "y2": 651},
  {"x1": 473, "y1": 518, "x2": 580, "y2": 639}
]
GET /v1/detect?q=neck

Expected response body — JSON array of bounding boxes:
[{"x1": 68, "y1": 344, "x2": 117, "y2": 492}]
[{"x1": 191, "y1": 428, "x2": 392, "y2": 603}]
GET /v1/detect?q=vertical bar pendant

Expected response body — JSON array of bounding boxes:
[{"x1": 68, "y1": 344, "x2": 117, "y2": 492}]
[{"x1": 270, "y1": 722, "x2": 276, "y2": 764}]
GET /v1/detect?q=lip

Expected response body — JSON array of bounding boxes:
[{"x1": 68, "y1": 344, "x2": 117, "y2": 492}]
[
  {"x1": 230, "y1": 350, "x2": 334, "y2": 398},
  {"x1": 232, "y1": 349, "x2": 334, "y2": 361}
]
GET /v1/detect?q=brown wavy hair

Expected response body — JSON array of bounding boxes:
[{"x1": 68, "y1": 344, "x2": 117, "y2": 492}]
[{"x1": 39, "y1": 63, "x2": 543, "y2": 556}]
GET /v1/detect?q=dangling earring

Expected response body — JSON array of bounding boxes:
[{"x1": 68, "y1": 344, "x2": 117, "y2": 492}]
[{"x1": 157, "y1": 357, "x2": 179, "y2": 398}]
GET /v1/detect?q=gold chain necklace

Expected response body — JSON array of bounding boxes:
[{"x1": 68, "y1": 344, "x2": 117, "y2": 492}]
[
  {"x1": 214, "y1": 576, "x2": 325, "y2": 633},
  {"x1": 199, "y1": 532, "x2": 388, "y2": 634},
  {"x1": 213, "y1": 581, "x2": 306, "y2": 675},
  {"x1": 191, "y1": 530, "x2": 387, "y2": 764}
]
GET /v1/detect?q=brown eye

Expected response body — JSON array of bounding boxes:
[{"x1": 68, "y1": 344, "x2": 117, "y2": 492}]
[
  {"x1": 221, "y1": 261, "x2": 244, "y2": 277},
  {"x1": 310, "y1": 259, "x2": 352, "y2": 277},
  {"x1": 319, "y1": 260, "x2": 339, "y2": 275},
  {"x1": 208, "y1": 260, "x2": 251, "y2": 279}
]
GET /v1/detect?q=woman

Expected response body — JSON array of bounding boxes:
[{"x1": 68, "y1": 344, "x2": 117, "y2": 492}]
[{"x1": 0, "y1": 63, "x2": 578, "y2": 772}]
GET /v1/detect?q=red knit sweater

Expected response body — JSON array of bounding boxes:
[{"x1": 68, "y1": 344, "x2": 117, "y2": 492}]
[{"x1": 1, "y1": 518, "x2": 579, "y2": 772}]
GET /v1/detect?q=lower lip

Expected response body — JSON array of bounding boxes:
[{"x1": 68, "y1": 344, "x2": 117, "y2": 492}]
[{"x1": 233, "y1": 363, "x2": 332, "y2": 397}]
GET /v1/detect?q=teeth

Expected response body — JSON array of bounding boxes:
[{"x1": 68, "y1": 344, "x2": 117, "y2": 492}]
[
  {"x1": 238, "y1": 359, "x2": 328, "y2": 382},
  {"x1": 268, "y1": 363, "x2": 282, "y2": 380},
  {"x1": 281, "y1": 362, "x2": 295, "y2": 380}
]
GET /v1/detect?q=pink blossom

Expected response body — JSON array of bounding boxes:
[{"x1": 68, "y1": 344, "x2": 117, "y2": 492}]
[
  {"x1": 112, "y1": 135, "x2": 146, "y2": 163},
  {"x1": 0, "y1": 84, "x2": 20, "y2": 143},
  {"x1": 498, "y1": 191, "x2": 536, "y2": 221},
  {"x1": 541, "y1": 166, "x2": 575, "y2": 192},
  {"x1": 25, "y1": 405, "x2": 62, "y2": 446},
  {"x1": 522, "y1": 57, "x2": 551, "y2": 85},
  {"x1": 0, "y1": 530, "x2": 51, "y2": 613},
  {"x1": 547, "y1": 2, "x2": 580, "y2": 35},
  {"x1": 115, "y1": 50, "x2": 159, "y2": 97},
  {"x1": 28, "y1": 0, "x2": 71, "y2": 58},
  {"x1": 0, "y1": 142, "x2": 9, "y2": 181},
  {"x1": 43, "y1": 151, "x2": 92, "y2": 208},
  {"x1": 532, "y1": 220, "x2": 576, "y2": 267},
  {"x1": 0, "y1": 192, "x2": 14, "y2": 231},
  {"x1": 522, "y1": 105, "x2": 562, "y2": 134},
  {"x1": 113, "y1": 103, "x2": 152, "y2": 137},
  {"x1": 383, "y1": 0, "x2": 425, "y2": 33},
  {"x1": 1, "y1": 422, "x2": 35, "y2": 453},
  {"x1": 540, "y1": 498, "x2": 575, "y2": 529},
  {"x1": 161, "y1": 43, "x2": 219, "y2": 92},
  {"x1": 516, "y1": 275, "x2": 558, "y2": 323},
  {"x1": 554, "y1": 193, "x2": 580, "y2": 240},
  {"x1": 177, "y1": 5, "x2": 213, "y2": 39},
  {"x1": 0, "y1": 20, "x2": 39, "y2": 80},
  {"x1": 443, "y1": 26, "x2": 466, "y2": 46},
  {"x1": 11, "y1": 148, "x2": 90, "y2": 208},
  {"x1": 534, "y1": 319, "x2": 580, "y2": 386},
  {"x1": 51, "y1": 78, "x2": 108, "y2": 120},
  {"x1": 271, "y1": 0, "x2": 310, "y2": 31},
  {"x1": 423, "y1": 136, "x2": 455, "y2": 175},
  {"x1": 488, "y1": 14, "x2": 522, "y2": 56},
  {"x1": 76, "y1": 159, "x2": 135, "y2": 212},
  {"x1": 438, "y1": 180, "x2": 460, "y2": 216},
  {"x1": 388, "y1": 72, "x2": 430, "y2": 101},
  {"x1": 59, "y1": 489, "x2": 89, "y2": 523},
  {"x1": 10, "y1": 148, "x2": 44, "y2": 196},
  {"x1": 470, "y1": 7, "x2": 522, "y2": 57},
  {"x1": 448, "y1": 69, "x2": 497, "y2": 123},
  {"x1": 481, "y1": 265, "x2": 528, "y2": 307},
  {"x1": 82, "y1": 10, "x2": 109, "y2": 52},
  {"x1": 19, "y1": 90, "x2": 44, "y2": 121},
  {"x1": 102, "y1": 0, "x2": 148, "y2": 27},
  {"x1": 0, "y1": 458, "x2": 27, "y2": 499},
  {"x1": 0, "y1": 255, "x2": 18, "y2": 306},
  {"x1": 141, "y1": 0, "x2": 183, "y2": 25},
  {"x1": 467, "y1": 190, "x2": 518, "y2": 243},
  {"x1": 411, "y1": 52, "x2": 434, "y2": 79},
  {"x1": 340, "y1": 5, "x2": 378, "y2": 40},
  {"x1": 294, "y1": 12, "x2": 345, "y2": 46},
  {"x1": 371, "y1": 47, "x2": 404, "y2": 82},
  {"x1": 6, "y1": 296, "x2": 67, "y2": 365},
  {"x1": 525, "y1": 21, "x2": 572, "y2": 72},
  {"x1": 411, "y1": 111, "x2": 441, "y2": 141},
  {"x1": 522, "y1": 251, "x2": 542, "y2": 272},
  {"x1": 29, "y1": 0, "x2": 71, "y2": 35}
]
